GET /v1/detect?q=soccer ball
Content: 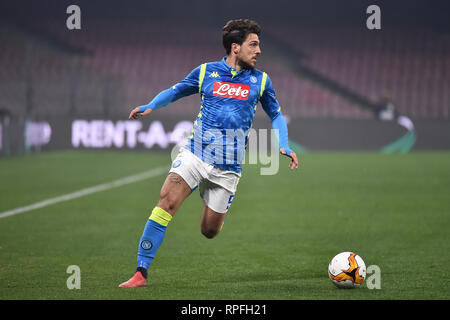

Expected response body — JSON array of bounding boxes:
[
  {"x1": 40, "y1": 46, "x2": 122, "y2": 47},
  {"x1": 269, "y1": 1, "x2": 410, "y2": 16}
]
[{"x1": 328, "y1": 252, "x2": 366, "y2": 288}]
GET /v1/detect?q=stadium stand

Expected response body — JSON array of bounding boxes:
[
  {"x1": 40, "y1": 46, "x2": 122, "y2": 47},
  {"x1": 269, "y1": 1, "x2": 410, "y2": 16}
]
[
  {"x1": 268, "y1": 25, "x2": 449, "y2": 119},
  {"x1": 1, "y1": 18, "x2": 448, "y2": 120}
]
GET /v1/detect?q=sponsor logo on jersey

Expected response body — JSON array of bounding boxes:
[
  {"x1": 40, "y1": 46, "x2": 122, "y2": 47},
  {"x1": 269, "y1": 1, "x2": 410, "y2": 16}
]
[{"x1": 212, "y1": 81, "x2": 250, "y2": 100}]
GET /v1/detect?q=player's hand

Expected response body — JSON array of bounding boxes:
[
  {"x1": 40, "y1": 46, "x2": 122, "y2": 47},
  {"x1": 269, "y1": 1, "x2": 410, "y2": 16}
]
[
  {"x1": 280, "y1": 148, "x2": 299, "y2": 170},
  {"x1": 128, "y1": 107, "x2": 152, "y2": 119}
]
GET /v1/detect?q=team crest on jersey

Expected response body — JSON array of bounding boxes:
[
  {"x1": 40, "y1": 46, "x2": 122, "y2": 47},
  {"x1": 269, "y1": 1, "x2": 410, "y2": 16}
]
[
  {"x1": 250, "y1": 76, "x2": 257, "y2": 83},
  {"x1": 212, "y1": 81, "x2": 250, "y2": 100}
]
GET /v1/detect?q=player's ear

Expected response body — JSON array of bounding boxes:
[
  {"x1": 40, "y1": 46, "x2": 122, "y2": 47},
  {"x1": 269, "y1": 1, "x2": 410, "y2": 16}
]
[{"x1": 231, "y1": 43, "x2": 240, "y2": 55}]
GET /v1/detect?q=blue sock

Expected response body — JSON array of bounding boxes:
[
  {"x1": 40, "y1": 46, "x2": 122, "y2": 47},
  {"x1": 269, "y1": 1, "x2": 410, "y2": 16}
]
[{"x1": 137, "y1": 206, "x2": 173, "y2": 272}]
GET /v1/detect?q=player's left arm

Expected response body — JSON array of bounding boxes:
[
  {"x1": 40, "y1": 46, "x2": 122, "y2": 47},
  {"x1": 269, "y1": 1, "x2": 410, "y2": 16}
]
[{"x1": 260, "y1": 74, "x2": 298, "y2": 170}]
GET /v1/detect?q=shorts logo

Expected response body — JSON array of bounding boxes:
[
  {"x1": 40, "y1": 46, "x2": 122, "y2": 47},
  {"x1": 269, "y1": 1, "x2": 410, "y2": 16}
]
[
  {"x1": 140, "y1": 240, "x2": 153, "y2": 250},
  {"x1": 226, "y1": 194, "x2": 235, "y2": 210},
  {"x1": 213, "y1": 81, "x2": 250, "y2": 100},
  {"x1": 250, "y1": 76, "x2": 257, "y2": 83},
  {"x1": 173, "y1": 160, "x2": 181, "y2": 168}
]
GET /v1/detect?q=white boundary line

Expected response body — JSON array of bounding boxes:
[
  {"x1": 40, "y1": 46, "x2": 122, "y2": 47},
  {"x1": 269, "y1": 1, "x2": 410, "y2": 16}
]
[{"x1": 0, "y1": 166, "x2": 168, "y2": 220}]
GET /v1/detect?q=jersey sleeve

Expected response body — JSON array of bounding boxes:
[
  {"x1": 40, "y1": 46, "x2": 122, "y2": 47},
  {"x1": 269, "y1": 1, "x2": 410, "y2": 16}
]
[
  {"x1": 260, "y1": 74, "x2": 293, "y2": 155},
  {"x1": 172, "y1": 65, "x2": 202, "y2": 97},
  {"x1": 259, "y1": 74, "x2": 281, "y2": 121},
  {"x1": 138, "y1": 65, "x2": 202, "y2": 112}
]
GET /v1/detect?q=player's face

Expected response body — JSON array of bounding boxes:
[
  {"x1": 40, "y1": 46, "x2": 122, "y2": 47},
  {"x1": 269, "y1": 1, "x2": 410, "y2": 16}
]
[{"x1": 236, "y1": 33, "x2": 261, "y2": 70}]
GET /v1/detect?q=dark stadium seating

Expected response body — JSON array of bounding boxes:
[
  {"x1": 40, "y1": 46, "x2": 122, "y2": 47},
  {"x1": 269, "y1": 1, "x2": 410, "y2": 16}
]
[{"x1": 1, "y1": 19, "x2": 448, "y2": 119}]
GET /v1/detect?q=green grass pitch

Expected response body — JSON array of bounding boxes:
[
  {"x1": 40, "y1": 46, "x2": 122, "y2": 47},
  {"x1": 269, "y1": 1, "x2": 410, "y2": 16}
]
[{"x1": 0, "y1": 150, "x2": 449, "y2": 300}]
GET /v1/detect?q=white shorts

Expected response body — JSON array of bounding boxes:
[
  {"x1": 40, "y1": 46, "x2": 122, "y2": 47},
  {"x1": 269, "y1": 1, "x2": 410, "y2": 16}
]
[{"x1": 169, "y1": 148, "x2": 241, "y2": 214}]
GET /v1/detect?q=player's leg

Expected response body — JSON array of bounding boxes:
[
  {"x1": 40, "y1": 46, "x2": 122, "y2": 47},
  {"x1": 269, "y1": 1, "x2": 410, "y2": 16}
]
[
  {"x1": 198, "y1": 180, "x2": 236, "y2": 239},
  {"x1": 136, "y1": 173, "x2": 191, "y2": 269},
  {"x1": 157, "y1": 172, "x2": 192, "y2": 215},
  {"x1": 120, "y1": 149, "x2": 204, "y2": 287},
  {"x1": 119, "y1": 173, "x2": 192, "y2": 288},
  {"x1": 200, "y1": 202, "x2": 227, "y2": 239}
]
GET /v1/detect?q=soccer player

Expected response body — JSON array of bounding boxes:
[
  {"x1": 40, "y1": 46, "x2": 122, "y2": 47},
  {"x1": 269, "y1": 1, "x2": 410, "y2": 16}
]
[{"x1": 119, "y1": 19, "x2": 298, "y2": 288}]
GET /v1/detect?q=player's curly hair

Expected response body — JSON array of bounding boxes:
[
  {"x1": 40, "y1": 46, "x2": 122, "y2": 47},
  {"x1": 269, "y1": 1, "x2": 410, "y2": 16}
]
[{"x1": 222, "y1": 19, "x2": 261, "y2": 55}]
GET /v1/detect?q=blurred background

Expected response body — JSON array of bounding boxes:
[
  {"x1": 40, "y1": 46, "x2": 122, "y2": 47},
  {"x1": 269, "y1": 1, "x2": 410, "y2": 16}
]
[{"x1": 0, "y1": 0, "x2": 449, "y2": 155}]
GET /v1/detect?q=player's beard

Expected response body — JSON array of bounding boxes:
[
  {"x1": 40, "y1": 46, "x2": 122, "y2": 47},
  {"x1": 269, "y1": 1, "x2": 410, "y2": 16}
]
[{"x1": 237, "y1": 58, "x2": 255, "y2": 70}]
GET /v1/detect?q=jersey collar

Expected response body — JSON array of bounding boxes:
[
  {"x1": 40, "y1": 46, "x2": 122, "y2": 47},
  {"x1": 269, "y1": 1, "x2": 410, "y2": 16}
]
[{"x1": 221, "y1": 57, "x2": 251, "y2": 78}]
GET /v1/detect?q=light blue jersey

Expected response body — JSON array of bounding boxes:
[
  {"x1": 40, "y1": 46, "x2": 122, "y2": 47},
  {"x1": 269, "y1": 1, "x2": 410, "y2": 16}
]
[{"x1": 139, "y1": 57, "x2": 291, "y2": 173}]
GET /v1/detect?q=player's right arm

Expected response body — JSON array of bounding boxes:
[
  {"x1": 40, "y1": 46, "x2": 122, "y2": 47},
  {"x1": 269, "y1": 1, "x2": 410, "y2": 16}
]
[{"x1": 128, "y1": 65, "x2": 202, "y2": 119}]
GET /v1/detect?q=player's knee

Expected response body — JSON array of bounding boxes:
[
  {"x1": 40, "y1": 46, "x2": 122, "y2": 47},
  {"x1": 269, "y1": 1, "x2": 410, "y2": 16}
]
[
  {"x1": 201, "y1": 227, "x2": 219, "y2": 239},
  {"x1": 157, "y1": 192, "x2": 177, "y2": 213}
]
